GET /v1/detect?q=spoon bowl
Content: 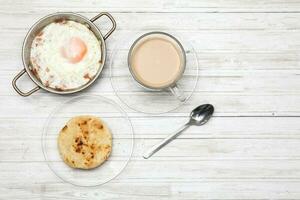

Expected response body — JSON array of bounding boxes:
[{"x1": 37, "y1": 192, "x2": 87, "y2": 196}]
[{"x1": 190, "y1": 104, "x2": 214, "y2": 125}]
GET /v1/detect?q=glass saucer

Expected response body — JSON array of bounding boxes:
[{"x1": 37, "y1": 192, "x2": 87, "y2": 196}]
[
  {"x1": 109, "y1": 29, "x2": 199, "y2": 114},
  {"x1": 42, "y1": 95, "x2": 134, "y2": 187}
]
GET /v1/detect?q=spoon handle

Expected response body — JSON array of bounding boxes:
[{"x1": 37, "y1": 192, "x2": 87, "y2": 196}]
[{"x1": 143, "y1": 123, "x2": 190, "y2": 159}]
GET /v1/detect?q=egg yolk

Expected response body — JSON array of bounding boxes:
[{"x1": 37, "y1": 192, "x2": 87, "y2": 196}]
[{"x1": 61, "y1": 37, "x2": 87, "y2": 63}]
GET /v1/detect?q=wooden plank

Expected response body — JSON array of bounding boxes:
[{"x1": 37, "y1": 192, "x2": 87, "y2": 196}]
[
  {"x1": 1, "y1": 163, "x2": 300, "y2": 199},
  {"x1": 2, "y1": 181, "x2": 300, "y2": 200},
  {"x1": 1, "y1": 93, "x2": 300, "y2": 116},
  {"x1": 3, "y1": 12, "x2": 300, "y2": 31},
  {"x1": 1, "y1": 0, "x2": 300, "y2": 13},
  {"x1": 1, "y1": 117, "x2": 299, "y2": 139},
  {"x1": 2, "y1": 160, "x2": 300, "y2": 181},
  {"x1": 2, "y1": 137, "x2": 300, "y2": 161}
]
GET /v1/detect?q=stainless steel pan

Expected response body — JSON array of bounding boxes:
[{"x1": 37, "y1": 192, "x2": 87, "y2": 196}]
[{"x1": 12, "y1": 12, "x2": 116, "y2": 97}]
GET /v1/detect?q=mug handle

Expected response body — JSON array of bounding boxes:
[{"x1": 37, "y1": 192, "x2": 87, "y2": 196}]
[
  {"x1": 12, "y1": 69, "x2": 40, "y2": 97},
  {"x1": 169, "y1": 84, "x2": 186, "y2": 102},
  {"x1": 90, "y1": 12, "x2": 116, "y2": 40}
]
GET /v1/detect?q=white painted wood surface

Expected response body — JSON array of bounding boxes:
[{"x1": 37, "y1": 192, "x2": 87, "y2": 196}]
[{"x1": 1, "y1": 0, "x2": 300, "y2": 199}]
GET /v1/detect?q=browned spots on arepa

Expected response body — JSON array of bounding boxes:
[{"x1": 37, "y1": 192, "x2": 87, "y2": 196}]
[
  {"x1": 78, "y1": 119, "x2": 88, "y2": 126},
  {"x1": 65, "y1": 157, "x2": 70, "y2": 163},
  {"x1": 73, "y1": 136, "x2": 84, "y2": 153},
  {"x1": 92, "y1": 121, "x2": 103, "y2": 130},
  {"x1": 75, "y1": 147, "x2": 81, "y2": 153},
  {"x1": 62, "y1": 125, "x2": 68, "y2": 131},
  {"x1": 84, "y1": 158, "x2": 94, "y2": 167},
  {"x1": 90, "y1": 144, "x2": 95, "y2": 150},
  {"x1": 104, "y1": 155, "x2": 109, "y2": 160},
  {"x1": 79, "y1": 120, "x2": 87, "y2": 125}
]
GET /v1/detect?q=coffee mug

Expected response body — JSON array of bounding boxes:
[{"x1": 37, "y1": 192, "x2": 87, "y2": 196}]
[{"x1": 128, "y1": 31, "x2": 186, "y2": 101}]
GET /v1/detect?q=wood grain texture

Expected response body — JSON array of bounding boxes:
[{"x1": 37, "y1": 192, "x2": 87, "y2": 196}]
[{"x1": 1, "y1": 0, "x2": 300, "y2": 199}]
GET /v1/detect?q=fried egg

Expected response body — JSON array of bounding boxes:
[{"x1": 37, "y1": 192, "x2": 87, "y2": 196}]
[{"x1": 30, "y1": 20, "x2": 102, "y2": 90}]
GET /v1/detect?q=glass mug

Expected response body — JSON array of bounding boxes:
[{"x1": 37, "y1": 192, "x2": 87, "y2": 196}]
[{"x1": 128, "y1": 31, "x2": 186, "y2": 102}]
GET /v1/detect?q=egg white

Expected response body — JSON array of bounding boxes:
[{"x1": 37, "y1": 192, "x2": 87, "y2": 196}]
[{"x1": 30, "y1": 20, "x2": 102, "y2": 90}]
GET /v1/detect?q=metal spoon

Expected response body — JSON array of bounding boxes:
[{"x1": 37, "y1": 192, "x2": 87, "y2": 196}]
[{"x1": 143, "y1": 104, "x2": 214, "y2": 159}]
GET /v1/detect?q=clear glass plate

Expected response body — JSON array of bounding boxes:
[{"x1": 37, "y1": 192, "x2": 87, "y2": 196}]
[
  {"x1": 42, "y1": 95, "x2": 134, "y2": 187},
  {"x1": 110, "y1": 29, "x2": 199, "y2": 114}
]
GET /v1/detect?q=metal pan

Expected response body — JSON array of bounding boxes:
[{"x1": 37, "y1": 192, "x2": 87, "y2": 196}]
[{"x1": 12, "y1": 12, "x2": 116, "y2": 97}]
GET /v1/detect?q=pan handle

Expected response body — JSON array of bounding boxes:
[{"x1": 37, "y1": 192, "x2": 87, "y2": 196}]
[
  {"x1": 12, "y1": 69, "x2": 40, "y2": 97},
  {"x1": 90, "y1": 12, "x2": 116, "y2": 40}
]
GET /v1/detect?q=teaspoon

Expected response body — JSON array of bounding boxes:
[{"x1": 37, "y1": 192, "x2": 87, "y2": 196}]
[{"x1": 143, "y1": 104, "x2": 214, "y2": 159}]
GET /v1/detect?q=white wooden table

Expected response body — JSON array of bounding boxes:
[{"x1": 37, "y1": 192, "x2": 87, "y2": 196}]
[{"x1": 1, "y1": 0, "x2": 300, "y2": 199}]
